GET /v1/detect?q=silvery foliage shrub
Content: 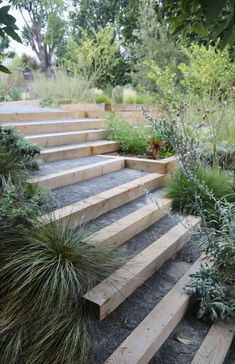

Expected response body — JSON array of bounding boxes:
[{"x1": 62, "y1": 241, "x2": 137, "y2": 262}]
[{"x1": 143, "y1": 108, "x2": 235, "y2": 322}]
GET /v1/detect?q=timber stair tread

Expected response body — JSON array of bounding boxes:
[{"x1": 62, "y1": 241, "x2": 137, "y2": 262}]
[
  {"x1": 84, "y1": 199, "x2": 172, "y2": 249},
  {"x1": 1, "y1": 118, "x2": 104, "y2": 126},
  {"x1": 42, "y1": 172, "x2": 165, "y2": 224},
  {"x1": 29, "y1": 157, "x2": 125, "y2": 189},
  {"x1": 41, "y1": 140, "x2": 118, "y2": 151},
  {"x1": 26, "y1": 129, "x2": 107, "y2": 147},
  {"x1": 25, "y1": 128, "x2": 106, "y2": 138},
  {"x1": 104, "y1": 256, "x2": 204, "y2": 364},
  {"x1": 84, "y1": 215, "x2": 201, "y2": 320},
  {"x1": 191, "y1": 319, "x2": 235, "y2": 364},
  {"x1": 1, "y1": 118, "x2": 106, "y2": 135},
  {"x1": 40, "y1": 140, "x2": 120, "y2": 162}
]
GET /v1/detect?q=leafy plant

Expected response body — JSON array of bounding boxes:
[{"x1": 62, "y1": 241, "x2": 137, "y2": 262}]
[
  {"x1": 123, "y1": 93, "x2": 152, "y2": 105},
  {"x1": 0, "y1": 218, "x2": 125, "y2": 363},
  {"x1": 146, "y1": 135, "x2": 166, "y2": 159},
  {"x1": 106, "y1": 114, "x2": 150, "y2": 154},
  {"x1": 65, "y1": 25, "x2": 121, "y2": 87},
  {"x1": 94, "y1": 93, "x2": 112, "y2": 104},
  {"x1": 0, "y1": 127, "x2": 40, "y2": 171},
  {"x1": 0, "y1": 179, "x2": 50, "y2": 226},
  {"x1": 186, "y1": 264, "x2": 235, "y2": 322},
  {"x1": 0, "y1": 5, "x2": 21, "y2": 73},
  {"x1": 178, "y1": 44, "x2": 235, "y2": 100}
]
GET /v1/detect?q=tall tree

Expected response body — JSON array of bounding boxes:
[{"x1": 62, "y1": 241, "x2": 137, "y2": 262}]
[
  {"x1": 70, "y1": 0, "x2": 140, "y2": 44},
  {"x1": 9, "y1": 0, "x2": 66, "y2": 73},
  {"x1": 130, "y1": 0, "x2": 185, "y2": 91}
]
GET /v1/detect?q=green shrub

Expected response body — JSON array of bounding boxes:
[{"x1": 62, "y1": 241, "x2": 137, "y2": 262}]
[
  {"x1": 0, "y1": 180, "x2": 50, "y2": 226},
  {"x1": 165, "y1": 166, "x2": 235, "y2": 220},
  {"x1": 124, "y1": 93, "x2": 152, "y2": 105},
  {"x1": 106, "y1": 114, "x2": 149, "y2": 154},
  {"x1": 0, "y1": 127, "x2": 40, "y2": 171},
  {"x1": 186, "y1": 264, "x2": 235, "y2": 322},
  {"x1": 0, "y1": 218, "x2": 125, "y2": 363},
  {"x1": 94, "y1": 93, "x2": 112, "y2": 104}
]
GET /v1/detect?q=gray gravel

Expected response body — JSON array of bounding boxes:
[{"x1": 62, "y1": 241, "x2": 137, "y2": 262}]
[
  {"x1": 50, "y1": 168, "x2": 149, "y2": 210},
  {"x1": 224, "y1": 343, "x2": 235, "y2": 364},
  {"x1": 32, "y1": 155, "x2": 110, "y2": 177},
  {"x1": 151, "y1": 310, "x2": 210, "y2": 364}
]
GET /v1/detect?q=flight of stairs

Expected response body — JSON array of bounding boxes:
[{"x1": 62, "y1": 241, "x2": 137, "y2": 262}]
[{"x1": 1, "y1": 111, "x2": 234, "y2": 364}]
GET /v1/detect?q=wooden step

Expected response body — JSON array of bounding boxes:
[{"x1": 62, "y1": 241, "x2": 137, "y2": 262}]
[
  {"x1": 0, "y1": 111, "x2": 86, "y2": 122},
  {"x1": 30, "y1": 158, "x2": 125, "y2": 189},
  {"x1": 191, "y1": 319, "x2": 235, "y2": 364},
  {"x1": 26, "y1": 129, "x2": 107, "y2": 147},
  {"x1": 1, "y1": 119, "x2": 105, "y2": 135},
  {"x1": 125, "y1": 156, "x2": 178, "y2": 174},
  {"x1": 86, "y1": 199, "x2": 172, "y2": 249},
  {"x1": 104, "y1": 255, "x2": 204, "y2": 364},
  {"x1": 40, "y1": 140, "x2": 119, "y2": 162},
  {"x1": 84, "y1": 216, "x2": 201, "y2": 320},
  {"x1": 42, "y1": 173, "x2": 165, "y2": 225}
]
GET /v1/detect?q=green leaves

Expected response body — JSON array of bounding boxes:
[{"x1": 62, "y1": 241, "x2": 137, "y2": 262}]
[
  {"x1": 0, "y1": 5, "x2": 21, "y2": 73},
  {"x1": 0, "y1": 64, "x2": 11, "y2": 73},
  {"x1": 165, "y1": 0, "x2": 235, "y2": 50}
]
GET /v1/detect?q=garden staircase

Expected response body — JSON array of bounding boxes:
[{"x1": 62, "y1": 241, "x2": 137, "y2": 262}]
[{"x1": 1, "y1": 110, "x2": 234, "y2": 364}]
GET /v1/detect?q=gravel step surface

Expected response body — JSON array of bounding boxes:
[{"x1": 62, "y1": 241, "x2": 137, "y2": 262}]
[
  {"x1": 150, "y1": 310, "x2": 210, "y2": 364},
  {"x1": 86, "y1": 188, "x2": 166, "y2": 235},
  {"x1": 91, "y1": 235, "x2": 203, "y2": 364},
  {"x1": 50, "y1": 168, "x2": 149, "y2": 210},
  {"x1": 32, "y1": 155, "x2": 110, "y2": 177}
]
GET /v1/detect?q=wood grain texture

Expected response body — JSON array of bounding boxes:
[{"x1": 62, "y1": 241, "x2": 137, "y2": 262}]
[
  {"x1": 30, "y1": 158, "x2": 125, "y2": 189},
  {"x1": 191, "y1": 319, "x2": 235, "y2": 364},
  {"x1": 84, "y1": 216, "x2": 201, "y2": 320},
  {"x1": 42, "y1": 173, "x2": 165, "y2": 225},
  {"x1": 104, "y1": 256, "x2": 204, "y2": 364}
]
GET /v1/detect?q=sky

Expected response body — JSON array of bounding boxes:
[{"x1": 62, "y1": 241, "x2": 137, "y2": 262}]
[{"x1": 2, "y1": 1, "x2": 35, "y2": 57}]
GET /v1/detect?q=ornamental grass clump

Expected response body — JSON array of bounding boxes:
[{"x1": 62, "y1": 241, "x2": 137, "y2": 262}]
[
  {"x1": 143, "y1": 108, "x2": 235, "y2": 322},
  {"x1": 0, "y1": 218, "x2": 125, "y2": 364},
  {"x1": 165, "y1": 166, "x2": 235, "y2": 220}
]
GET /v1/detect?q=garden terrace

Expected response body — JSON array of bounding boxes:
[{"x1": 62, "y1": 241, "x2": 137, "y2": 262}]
[{"x1": 1, "y1": 106, "x2": 234, "y2": 364}]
